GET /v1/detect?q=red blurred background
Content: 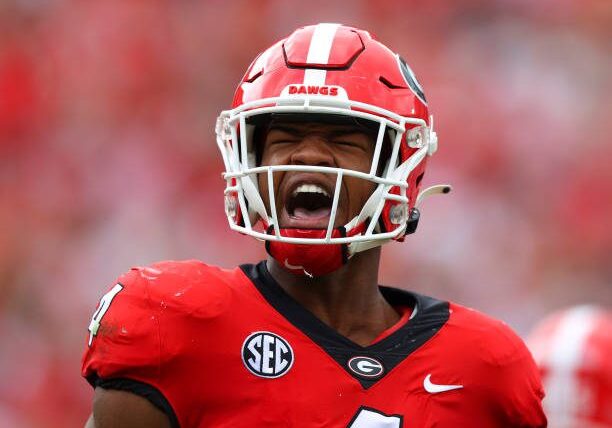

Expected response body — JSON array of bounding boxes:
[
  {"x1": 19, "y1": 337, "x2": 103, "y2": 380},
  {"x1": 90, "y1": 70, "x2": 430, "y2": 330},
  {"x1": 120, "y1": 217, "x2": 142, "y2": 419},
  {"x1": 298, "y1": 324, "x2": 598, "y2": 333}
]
[{"x1": 0, "y1": 1, "x2": 610, "y2": 426}]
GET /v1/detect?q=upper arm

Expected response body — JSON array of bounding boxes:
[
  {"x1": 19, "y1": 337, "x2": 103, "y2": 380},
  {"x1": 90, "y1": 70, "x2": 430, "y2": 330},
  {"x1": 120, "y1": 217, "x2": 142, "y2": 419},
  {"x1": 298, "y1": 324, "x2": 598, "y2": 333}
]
[
  {"x1": 450, "y1": 306, "x2": 547, "y2": 426},
  {"x1": 483, "y1": 327, "x2": 547, "y2": 427},
  {"x1": 88, "y1": 387, "x2": 172, "y2": 428}
]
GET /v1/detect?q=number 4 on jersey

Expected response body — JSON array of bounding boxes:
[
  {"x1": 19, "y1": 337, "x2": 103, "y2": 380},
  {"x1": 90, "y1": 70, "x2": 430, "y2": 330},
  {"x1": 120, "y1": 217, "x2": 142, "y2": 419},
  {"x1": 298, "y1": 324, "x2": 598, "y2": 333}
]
[
  {"x1": 348, "y1": 407, "x2": 403, "y2": 427},
  {"x1": 88, "y1": 283, "x2": 124, "y2": 346}
]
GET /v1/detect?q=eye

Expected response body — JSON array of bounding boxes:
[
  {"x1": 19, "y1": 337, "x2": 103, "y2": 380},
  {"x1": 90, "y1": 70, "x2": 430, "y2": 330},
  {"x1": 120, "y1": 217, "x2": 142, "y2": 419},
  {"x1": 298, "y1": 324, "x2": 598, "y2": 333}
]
[
  {"x1": 332, "y1": 139, "x2": 368, "y2": 151},
  {"x1": 331, "y1": 132, "x2": 371, "y2": 152},
  {"x1": 269, "y1": 139, "x2": 296, "y2": 146},
  {"x1": 334, "y1": 140, "x2": 356, "y2": 146},
  {"x1": 265, "y1": 129, "x2": 299, "y2": 146}
]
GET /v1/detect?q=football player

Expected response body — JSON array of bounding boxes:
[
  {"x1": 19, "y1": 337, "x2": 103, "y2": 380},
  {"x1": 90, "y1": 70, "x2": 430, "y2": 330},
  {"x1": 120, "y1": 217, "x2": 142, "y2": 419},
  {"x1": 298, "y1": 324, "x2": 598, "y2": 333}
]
[
  {"x1": 82, "y1": 23, "x2": 547, "y2": 427},
  {"x1": 528, "y1": 305, "x2": 612, "y2": 427}
]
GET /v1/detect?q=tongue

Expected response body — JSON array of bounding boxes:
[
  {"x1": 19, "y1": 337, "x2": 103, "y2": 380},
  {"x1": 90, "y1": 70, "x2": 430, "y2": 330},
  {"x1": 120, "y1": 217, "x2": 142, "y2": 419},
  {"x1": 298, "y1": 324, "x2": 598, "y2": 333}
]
[{"x1": 293, "y1": 207, "x2": 332, "y2": 219}]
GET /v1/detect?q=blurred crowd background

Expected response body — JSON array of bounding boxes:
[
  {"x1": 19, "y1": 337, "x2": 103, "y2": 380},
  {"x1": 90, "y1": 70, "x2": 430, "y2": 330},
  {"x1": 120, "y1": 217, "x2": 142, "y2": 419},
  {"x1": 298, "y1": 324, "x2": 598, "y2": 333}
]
[{"x1": 0, "y1": 0, "x2": 610, "y2": 426}]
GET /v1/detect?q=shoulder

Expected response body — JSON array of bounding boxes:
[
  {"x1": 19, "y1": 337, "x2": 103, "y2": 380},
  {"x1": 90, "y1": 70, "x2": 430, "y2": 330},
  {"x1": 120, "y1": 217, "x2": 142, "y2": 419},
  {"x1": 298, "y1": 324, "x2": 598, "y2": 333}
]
[
  {"x1": 387, "y1": 288, "x2": 529, "y2": 364},
  {"x1": 87, "y1": 259, "x2": 251, "y2": 342},
  {"x1": 110, "y1": 259, "x2": 251, "y2": 318},
  {"x1": 440, "y1": 302, "x2": 540, "y2": 386},
  {"x1": 444, "y1": 303, "x2": 531, "y2": 365},
  {"x1": 123, "y1": 259, "x2": 241, "y2": 295},
  {"x1": 82, "y1": 260, "x2": 249, "y2": 381},
  {"x1": 399, "y1": 292, "x2": 535, "y2": 370}
]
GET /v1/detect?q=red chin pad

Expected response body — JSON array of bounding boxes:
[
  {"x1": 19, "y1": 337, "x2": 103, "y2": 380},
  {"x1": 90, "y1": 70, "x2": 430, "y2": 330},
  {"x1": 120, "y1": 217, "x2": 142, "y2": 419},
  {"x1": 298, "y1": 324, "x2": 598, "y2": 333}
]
[{"x1": 265, "y1": 224, "x2": 366, "y2": 277}]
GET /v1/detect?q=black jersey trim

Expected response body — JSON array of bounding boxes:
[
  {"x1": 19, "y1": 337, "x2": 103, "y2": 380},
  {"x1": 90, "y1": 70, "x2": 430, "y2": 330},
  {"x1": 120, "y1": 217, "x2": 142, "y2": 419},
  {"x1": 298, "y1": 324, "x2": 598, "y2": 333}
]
[
  {"x1": 87, "y1": 375, "x2": 180, "y2": 428},
  {"x1": 240, "y1": 261, "x2": 450, "y2": 389}
]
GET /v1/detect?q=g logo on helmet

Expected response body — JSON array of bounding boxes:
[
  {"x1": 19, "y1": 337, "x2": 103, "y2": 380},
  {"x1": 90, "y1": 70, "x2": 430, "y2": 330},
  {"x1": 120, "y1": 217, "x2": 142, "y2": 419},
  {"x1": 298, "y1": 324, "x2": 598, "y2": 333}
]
[{"x1": 242, "y1": 331, "x2": 294, "y2": 378}]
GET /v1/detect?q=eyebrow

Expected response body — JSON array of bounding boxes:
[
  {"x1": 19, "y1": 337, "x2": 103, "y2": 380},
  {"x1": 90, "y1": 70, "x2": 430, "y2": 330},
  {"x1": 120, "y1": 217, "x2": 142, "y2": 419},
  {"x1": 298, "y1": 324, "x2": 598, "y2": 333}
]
[{"x1": 267, "y1": 124, "x2": 374, "y2": 139}]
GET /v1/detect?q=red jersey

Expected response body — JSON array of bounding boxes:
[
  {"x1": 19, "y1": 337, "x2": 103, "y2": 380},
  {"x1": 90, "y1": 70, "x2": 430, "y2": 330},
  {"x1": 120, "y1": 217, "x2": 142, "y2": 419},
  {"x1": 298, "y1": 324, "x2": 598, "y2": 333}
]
[{"x1": 82, "y1": 260, "x2": 546, "y2": 427}]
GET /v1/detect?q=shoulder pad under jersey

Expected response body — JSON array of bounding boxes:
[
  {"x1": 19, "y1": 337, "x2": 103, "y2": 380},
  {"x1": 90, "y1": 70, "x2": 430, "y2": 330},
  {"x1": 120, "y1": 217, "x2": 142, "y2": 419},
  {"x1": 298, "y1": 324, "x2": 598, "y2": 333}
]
[{"x1": 81, "y1": 260, "x2": 240, "y2": 385}]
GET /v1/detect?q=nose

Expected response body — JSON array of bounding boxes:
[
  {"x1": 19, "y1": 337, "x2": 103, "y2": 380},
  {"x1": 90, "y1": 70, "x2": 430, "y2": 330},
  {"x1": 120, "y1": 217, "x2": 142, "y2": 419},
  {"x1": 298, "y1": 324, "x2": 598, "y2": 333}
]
[{"x1": 289, "y1": 136, "x2": 336, "y2": 167}]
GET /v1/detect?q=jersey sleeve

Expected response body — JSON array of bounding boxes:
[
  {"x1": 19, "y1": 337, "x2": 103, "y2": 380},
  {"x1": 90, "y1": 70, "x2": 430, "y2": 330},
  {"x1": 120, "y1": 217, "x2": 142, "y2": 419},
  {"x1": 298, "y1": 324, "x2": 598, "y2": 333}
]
[
  {"x1": 473, "y1": 316, "x2": 547, "y2": 426},
  {"x1": 447, "y1": 304, "x2": 547, "y2": 427},
  {"x1": 489, "y1": 333, "x2": 547, "y2": 427},
  {"x1": 82, "y1": 267, "x2": 162, "y2": 385},
  {"x1": 81, "y1": 261, "x2": 237, "y2": 427}
]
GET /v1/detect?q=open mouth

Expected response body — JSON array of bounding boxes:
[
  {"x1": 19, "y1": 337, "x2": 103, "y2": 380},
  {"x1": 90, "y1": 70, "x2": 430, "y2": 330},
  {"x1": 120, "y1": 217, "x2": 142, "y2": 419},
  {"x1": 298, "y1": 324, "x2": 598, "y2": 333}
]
[{"x1": 283, "y1": 183, "x2": 334, "y2": 228}]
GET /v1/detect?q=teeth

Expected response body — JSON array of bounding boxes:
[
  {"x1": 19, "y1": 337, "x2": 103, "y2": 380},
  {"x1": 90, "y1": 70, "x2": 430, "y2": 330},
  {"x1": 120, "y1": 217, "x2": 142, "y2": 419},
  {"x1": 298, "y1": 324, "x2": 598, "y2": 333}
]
[{"x1": 292, "y1": 184, "x2": 330, "y2": 197}]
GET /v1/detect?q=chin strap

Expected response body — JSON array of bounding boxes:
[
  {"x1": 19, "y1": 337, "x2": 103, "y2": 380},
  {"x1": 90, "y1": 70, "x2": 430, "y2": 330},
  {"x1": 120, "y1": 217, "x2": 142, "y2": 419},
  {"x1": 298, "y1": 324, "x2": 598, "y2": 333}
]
[{"x1": 265, "y1": 224, "x2": 366, "y2": 277}]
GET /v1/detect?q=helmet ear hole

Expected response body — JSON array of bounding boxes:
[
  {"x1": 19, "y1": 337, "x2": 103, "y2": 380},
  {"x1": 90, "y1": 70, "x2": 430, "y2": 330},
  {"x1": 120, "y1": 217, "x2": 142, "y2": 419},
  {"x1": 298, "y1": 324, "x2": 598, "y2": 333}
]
[
  {"x1": 252, "y1": 124, "x2": 268, "y2": 166},
  {"x1": 376, "y1": 132, "x2": 394, "y2": 177}
]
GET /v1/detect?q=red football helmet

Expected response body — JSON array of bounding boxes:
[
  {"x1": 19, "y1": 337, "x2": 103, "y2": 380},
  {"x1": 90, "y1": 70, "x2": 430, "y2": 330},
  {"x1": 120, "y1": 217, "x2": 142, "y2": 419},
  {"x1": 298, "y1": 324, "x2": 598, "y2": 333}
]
[
  {"x1": 527, "y1": 305, "x2": 612, "y2": 427},
  {"x1": 216, "y1": 23, "x2": 448, "y2": 276}
]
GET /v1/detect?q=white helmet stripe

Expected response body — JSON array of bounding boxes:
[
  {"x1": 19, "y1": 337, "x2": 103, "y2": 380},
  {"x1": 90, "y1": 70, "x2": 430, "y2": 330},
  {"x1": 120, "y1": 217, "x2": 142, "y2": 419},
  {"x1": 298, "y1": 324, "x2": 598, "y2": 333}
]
[
  {"x1": 544, "y1": 305, "x2": 598, "y2": 420},
  {"x1": 304, "y1": 23, "x2": 340, "y2": 85}
]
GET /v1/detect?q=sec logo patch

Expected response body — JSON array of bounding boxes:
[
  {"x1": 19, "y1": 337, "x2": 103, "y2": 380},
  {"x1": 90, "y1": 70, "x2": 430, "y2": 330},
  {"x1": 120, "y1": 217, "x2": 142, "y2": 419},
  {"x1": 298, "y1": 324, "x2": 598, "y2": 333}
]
[{"x1": 242, "y1": 331, "x2": 294, "y2": 378}]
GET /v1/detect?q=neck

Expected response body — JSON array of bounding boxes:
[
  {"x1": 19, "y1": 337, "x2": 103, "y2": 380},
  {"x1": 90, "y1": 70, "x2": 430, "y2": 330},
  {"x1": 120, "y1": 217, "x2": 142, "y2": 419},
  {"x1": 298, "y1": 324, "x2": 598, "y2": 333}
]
[{"x1": 266, "y1": 247, "x2": 400, "y2": 346}]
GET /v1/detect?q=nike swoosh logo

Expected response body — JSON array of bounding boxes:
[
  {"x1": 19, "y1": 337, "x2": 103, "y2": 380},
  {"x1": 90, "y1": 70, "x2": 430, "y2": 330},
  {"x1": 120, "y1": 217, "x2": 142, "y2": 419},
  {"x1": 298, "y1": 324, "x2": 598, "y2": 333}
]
[
  {"x1": 284, "y1": 259, "x2": 305, "y2": 271},
  {"x1": 423, "y1": 374, "x2": 463, "y2": 394}
]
